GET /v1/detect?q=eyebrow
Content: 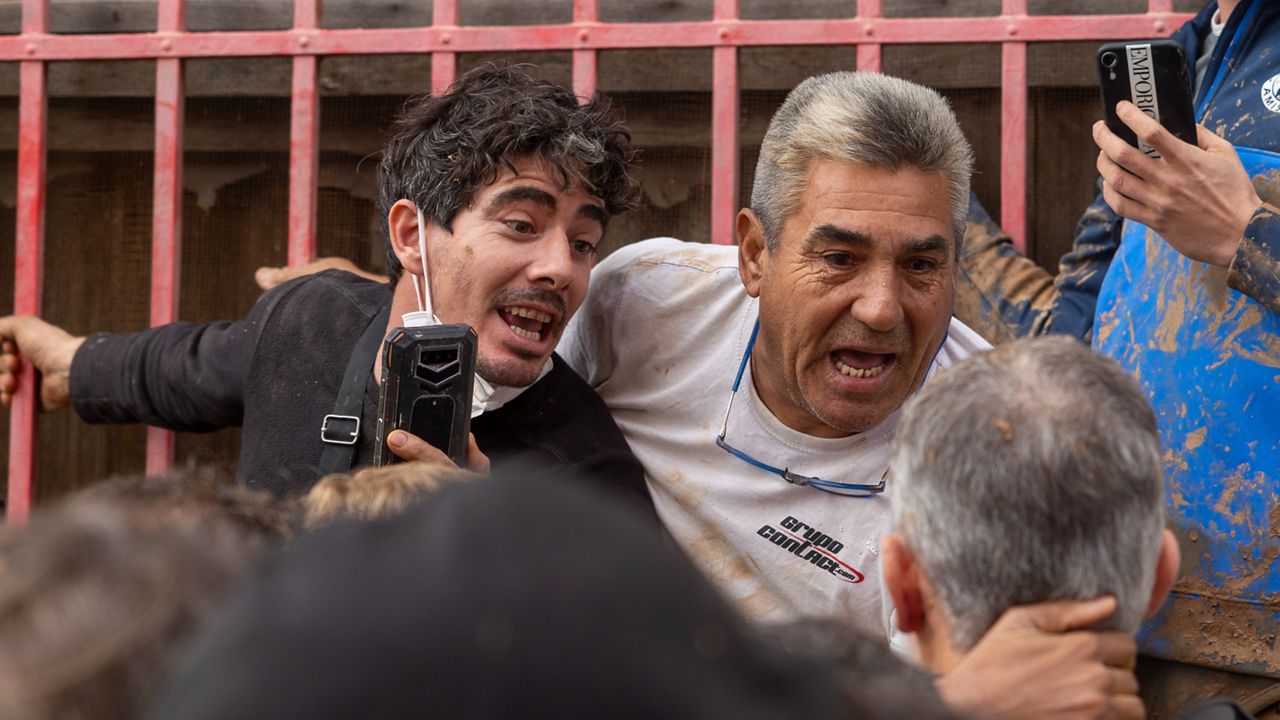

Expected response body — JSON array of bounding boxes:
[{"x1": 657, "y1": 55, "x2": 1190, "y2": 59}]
[
  {"x1": 807, "y1": 224, "x2": 951, "y2": 255},
  {"x1": 482, "y1": 186, "x2": 558, "y2": 216},
  {"x1": 482, "y1": 185, "x2": 608, "y2": 229},
  {"x1": 577, "y1": 203, "x2": 609, "y2": 229},
  {"x1": 808, "y1": 224, "x2": 872, "y2": 249},
  {"x1": 903, "y1": 235, "x2": 951, "y2": 255}
]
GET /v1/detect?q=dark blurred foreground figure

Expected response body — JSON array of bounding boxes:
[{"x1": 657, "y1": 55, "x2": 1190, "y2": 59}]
[
  {"x1": 149, "y1": 468, "x2": 959, "y2": 720},
  {"x1": 0, "y1": 469, "x2": 286, "y2": 720}
]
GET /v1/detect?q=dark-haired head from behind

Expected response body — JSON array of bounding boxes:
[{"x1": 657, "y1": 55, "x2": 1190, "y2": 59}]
[
  {"x1": 73, "y1": 465, "x2": 296, "y2": 542},
  {"x1": 377, "y1": 63, "x2": 641, "y2": 284},
  {"x1": 0, "y1": 468, "x2": 282, "y2": 720}
]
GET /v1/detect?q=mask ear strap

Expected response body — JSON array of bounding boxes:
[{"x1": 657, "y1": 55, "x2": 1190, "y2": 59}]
[{"x1": 416, "y1": 206, "x2": 434, "y2": 318}]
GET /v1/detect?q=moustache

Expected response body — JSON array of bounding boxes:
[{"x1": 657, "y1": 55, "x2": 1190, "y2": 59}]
[{"x1": 492, "y1": 287, "x2": 568, "y2": 324}]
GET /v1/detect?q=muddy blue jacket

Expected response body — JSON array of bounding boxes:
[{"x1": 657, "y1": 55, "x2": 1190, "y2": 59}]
[
  {"x1": 957, "y1": 1, "x2": 1280, "y2": 342},
  {"x1": 958, "y1": 0, "x2": 1280, "y2": 677}
]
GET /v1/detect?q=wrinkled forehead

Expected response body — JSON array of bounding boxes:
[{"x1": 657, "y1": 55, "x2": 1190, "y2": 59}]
[{"x1": 789, "y1": 160, "x2": 956, "y2": 246}]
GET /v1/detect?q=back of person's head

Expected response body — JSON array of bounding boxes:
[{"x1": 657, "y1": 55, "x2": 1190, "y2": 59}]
[
  {"x1": 885, "y1": 336, "x2": 1177, "y2": 652},
  {"x1": 377, "y1": 63, "x2": 641, "y2": 282},
  {"x1": 0, "y1": 486, "x2": 270, "y2": 720},
  {"x1": 150, "y1": 467, "x2": 956, "y2": 720},
  {"x1": 751, "y1": 70, "x2": 973, "y2": 248},
  {"x1": 301, "y1": 461, "x2": 476, "y2": 529},
  {"x1": 73, "y1": 466, "x2": 294, "y2": 542}
]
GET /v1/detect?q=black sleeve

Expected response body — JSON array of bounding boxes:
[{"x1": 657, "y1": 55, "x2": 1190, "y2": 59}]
[{"x1": 69, "y1": 281, "x2": 297, "y2": 433}]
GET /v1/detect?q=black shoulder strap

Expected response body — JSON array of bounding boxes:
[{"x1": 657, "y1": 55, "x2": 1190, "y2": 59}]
[{"x1": 317, "y1": 305, "x2": 392, "y2": 477}]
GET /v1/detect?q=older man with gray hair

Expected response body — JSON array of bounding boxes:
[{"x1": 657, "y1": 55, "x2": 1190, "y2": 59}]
[
  {"x1": 562, "y1": 71, "x2": 1147, "y2": 718},
  {"x1": 882, "y1": 336, "x2": 1180, "y2": 717}
]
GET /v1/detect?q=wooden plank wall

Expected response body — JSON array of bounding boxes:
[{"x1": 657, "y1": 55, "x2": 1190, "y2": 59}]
[{"x1": 0, "y1": 0, "x2": 1209, "y2": 500}]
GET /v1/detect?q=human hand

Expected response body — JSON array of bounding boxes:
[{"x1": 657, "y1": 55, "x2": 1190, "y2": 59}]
[
  {"x1": 1094, "y1": 100, "x2": 1262, "y2": 267},
  {"x1": 386, "y1": 429, "x2": 490, "y2": 474},
  {"x1": 0, "y1": 315, "x2": 85, "y2": 410},
  {"x1": 255, "y1": 258, "x2": 389, "y2": 291},
  {"x1": 936, "y1": 596, "x2": 1142, "y2": 720}
]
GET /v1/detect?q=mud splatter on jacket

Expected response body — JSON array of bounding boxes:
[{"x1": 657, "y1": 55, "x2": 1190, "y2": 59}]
[{"x1": 957, "y1": 2, "x2": 1280, "y2": 343}]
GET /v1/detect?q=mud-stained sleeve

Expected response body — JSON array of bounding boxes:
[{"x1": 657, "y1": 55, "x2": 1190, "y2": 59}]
[
  {"x1": 69, "y1": 279, "x2": 296, "y2": 431},
  {"x1": 1226, "y1": 202, "x2": 1280, "y2": 314},
  {"x1": 955, "y1": 187, "x2": 1122, "y2": 343}
]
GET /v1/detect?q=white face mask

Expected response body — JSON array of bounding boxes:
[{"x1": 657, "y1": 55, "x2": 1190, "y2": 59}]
[{"x1": 399, "y1": 207, "x2": 550, "y2": 418}]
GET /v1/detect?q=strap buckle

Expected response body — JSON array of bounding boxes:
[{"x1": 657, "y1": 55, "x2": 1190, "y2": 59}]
[{"x1": 321, "y1": 414, "x2": 360, "y2": 446}]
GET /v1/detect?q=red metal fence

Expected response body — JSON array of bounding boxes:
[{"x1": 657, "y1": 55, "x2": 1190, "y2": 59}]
[{"x1": 3, "y1": 0, "x2": 1195, "y2": 522}]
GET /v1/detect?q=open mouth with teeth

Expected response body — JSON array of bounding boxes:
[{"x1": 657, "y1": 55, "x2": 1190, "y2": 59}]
[
  {"x1": 832, "y1": 349, "x2": 894, "y2": 379},
  {"x1": 499, "y1": 305, "x2": 555, "y2": 343}
]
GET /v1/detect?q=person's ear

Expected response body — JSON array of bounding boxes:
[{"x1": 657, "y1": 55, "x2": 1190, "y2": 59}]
[
  {"x1": 1146, "y1": 529, "x2": 1182, "y2": 618},
  {"x1": 387, "y1": 199, "x2": 427, "y2": 276},
  {"x1": 881, "y1": 535, "x2": 927, "y2": 633},
  {"x1": 737, "y1": 209, "x2": 768, "y2": 298}
]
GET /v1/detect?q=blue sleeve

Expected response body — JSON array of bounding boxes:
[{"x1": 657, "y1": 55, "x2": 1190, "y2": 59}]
[
  {"x1": 954, "y1": 188, "x2": 1122, "y2": 342},
  {"x1": 1227, "y1": 201, "x2": 1280, "y2": 313}
]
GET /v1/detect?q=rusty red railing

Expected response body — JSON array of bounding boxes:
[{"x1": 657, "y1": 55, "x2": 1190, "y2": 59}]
[{"x1": 4, "y1": 0, "x2": 1195, "y2": 521}]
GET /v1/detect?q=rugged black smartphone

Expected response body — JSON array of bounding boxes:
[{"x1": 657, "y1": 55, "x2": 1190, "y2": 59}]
[
  {"x1": 373, "y1": 324, "x2": 477, "y2": 466},
  {"x1": 1098, "y1": 39, "x2": 1197, "y2": 159}
]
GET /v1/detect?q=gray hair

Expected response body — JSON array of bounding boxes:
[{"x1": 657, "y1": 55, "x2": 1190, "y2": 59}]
[
  {"x1": 751, "y1": 71, "x2": 973, "y2": 250},
  {"x1": 889, "y1": 336, "x2": 1165, "y2": 650}
]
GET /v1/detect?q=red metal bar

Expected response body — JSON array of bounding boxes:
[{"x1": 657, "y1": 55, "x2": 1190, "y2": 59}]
[
  {"x1": 146, "y1": 63, "x2": 184, "y2": 474},
  {"x1": 1001, "y1": 0, "x2": 1028, "y2": 253},
  {"x1": 21, "y1": 0, "x2": 46, "y2": 34},
  {"x1": 0, "y1": 15, "x2": 1196, "y2": 61},
  {"x1": 9, "y1": 62, "x2": 46, "y2": 522},
  {"x1": 573, "y1": 50, "x2": 596, "y2": 100},
  {"x1": 572, "y1": 0, "x2": 599, "y2": 100},
  {"x1": 288, "y1": 57, "x2": 319, "y2": 267},
  {"x1": 288, "y1": 0, "x2": 320, "y2": 263},
  {"x1": 432, "y1": 0, "x2": 458, "y2": 96},
  {"x1": 9, "y1": 0, "x2": 48, "y2": 521},
  {"x1": 144, "y1": 0, "x2": 186, "y2": 476},
  {"x1": 294, "y1": 0, "x2": 319, "y2": 29},
  {"x1": 288, "y1": 0, "x2": 320, "y2": 271},
  {"x1": 856, "y1": 0, "x2": 882, "y2": 72},
  {"x1": 711, "y1": 0, "x2": 739, "y2": 245}
]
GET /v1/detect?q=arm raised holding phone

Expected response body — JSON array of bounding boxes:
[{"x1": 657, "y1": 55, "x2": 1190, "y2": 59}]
[{"x1": 1095, "y1": 99, "x2": 1263, "y2": 269}]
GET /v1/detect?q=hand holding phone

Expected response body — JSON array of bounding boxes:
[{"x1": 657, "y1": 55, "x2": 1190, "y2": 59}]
[
  {"x1": 1093, "y1": 39, "x2": 1262, "y2": 268},
  {"x1": 1097, "y1": 39, "x2": 1196, "y2": 159},
  {"x1": 373, "y1": 324, "x2": 477, "y2": 467}
]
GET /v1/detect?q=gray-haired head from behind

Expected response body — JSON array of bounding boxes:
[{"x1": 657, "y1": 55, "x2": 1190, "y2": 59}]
[
  {"x1": 750, "y1": 71, "x2": 974, "y2": 251},
  {"x1": 889, "y1": 335, "x2": 1165, "y2": 650}
]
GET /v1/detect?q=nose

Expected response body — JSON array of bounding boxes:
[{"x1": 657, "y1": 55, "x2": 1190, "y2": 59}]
[
  {"x1": 849, "y1": 265, "x2": 904, "y2": 332},
  {"x1": 528, "y1": 230, "x2": 577, "y2": 292}
]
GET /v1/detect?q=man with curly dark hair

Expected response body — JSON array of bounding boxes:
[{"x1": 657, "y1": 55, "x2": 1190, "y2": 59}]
[{"x1": 0, "y1": 65, "x2": 651, "y2": 510}]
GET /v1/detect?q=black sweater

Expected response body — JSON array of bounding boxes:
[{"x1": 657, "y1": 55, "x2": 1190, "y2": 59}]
[{"x1": 70, "y1": 270, "x2": 652, "y2": 512}]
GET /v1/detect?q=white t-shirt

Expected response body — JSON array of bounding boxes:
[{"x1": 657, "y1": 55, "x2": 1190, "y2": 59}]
[{"x1": 560, "y1": 237, "x2": 990, "y2": 637}]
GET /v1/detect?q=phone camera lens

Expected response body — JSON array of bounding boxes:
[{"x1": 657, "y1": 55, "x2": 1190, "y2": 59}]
[{"x1": 1100, "y1": 52, "x2": 1118, "y2": 69}]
